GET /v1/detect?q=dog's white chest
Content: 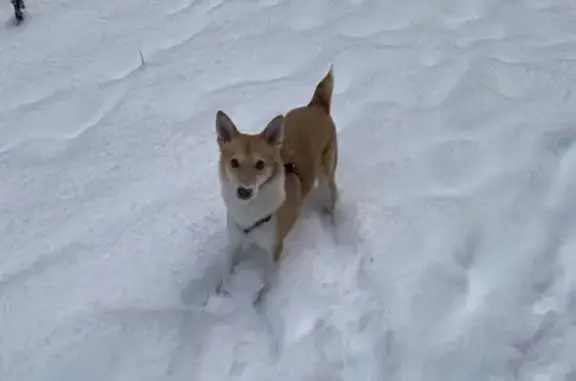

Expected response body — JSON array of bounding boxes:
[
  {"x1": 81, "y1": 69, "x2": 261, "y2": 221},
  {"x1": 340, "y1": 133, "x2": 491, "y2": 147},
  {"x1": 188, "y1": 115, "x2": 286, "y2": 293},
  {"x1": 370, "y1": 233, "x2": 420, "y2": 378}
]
[{"x1": 227, "y1": 214, "x2": 276, "y2": 253}]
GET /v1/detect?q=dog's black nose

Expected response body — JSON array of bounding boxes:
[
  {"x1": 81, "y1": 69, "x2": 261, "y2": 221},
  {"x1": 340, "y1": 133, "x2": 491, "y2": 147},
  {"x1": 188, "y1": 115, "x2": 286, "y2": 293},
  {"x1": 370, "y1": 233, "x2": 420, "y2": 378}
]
[{"x1": 236, "y1": 187, "x2": 253, "y2": 200}]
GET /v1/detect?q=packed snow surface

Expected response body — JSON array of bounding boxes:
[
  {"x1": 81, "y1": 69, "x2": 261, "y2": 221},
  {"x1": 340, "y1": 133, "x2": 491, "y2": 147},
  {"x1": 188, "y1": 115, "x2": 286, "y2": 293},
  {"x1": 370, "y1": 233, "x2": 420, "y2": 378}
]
[{"x1": 2, "y1": 0, "x2": 576, "y2": 380}]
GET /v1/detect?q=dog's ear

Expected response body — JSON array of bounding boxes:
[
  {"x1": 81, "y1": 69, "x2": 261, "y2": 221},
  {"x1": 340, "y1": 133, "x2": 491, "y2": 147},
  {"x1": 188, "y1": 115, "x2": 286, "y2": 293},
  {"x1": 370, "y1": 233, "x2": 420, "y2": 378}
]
[
  {"x1": 260, "y1": 114, "x2": 284, "y2": 146},
  {"x1": 216, "y1": 110, "x2": 239, "y2": 144}
]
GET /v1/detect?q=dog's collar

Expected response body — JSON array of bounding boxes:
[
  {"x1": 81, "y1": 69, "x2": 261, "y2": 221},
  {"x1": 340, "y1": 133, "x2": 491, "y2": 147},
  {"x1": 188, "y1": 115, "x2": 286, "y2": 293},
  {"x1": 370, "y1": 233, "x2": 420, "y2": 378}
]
[{"x1": 242, "y1": 214, "x2": 272, "y2": 235}]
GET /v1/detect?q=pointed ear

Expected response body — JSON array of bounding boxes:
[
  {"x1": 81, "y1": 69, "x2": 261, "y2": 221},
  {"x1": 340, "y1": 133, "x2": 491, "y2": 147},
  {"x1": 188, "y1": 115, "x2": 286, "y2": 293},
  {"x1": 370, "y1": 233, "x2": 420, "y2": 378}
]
[
  {"x1": 215, "y1": 110, "x2": 239, "y2": 144},
  {"x1": 260, "y1": 114, "x2": 284, "y2": 146}
]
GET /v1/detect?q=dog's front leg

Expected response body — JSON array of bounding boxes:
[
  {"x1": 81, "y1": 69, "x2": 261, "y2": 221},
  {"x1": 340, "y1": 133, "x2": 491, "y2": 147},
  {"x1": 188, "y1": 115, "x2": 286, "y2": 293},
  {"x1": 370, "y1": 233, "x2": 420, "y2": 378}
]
[
  {"x1": 252, "y1": 244, "x2": 281, "y2": 305},
  {"x1": 216, "y1": 217, "x2": 244, "y2": 295},
  {"x1": 263, "y1": 240, "x2": 283, "y2": 286}
]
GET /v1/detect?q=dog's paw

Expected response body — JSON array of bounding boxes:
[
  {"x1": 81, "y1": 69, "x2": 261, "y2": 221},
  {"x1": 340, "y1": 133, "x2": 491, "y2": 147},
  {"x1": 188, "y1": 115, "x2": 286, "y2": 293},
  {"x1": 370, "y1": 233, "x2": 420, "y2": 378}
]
[
  {"x1": 320, "y1": 192, "x2": 339, "y2": 218},
  {"x1": 324, "y1": 205, "x2": 336, "y2": 217},
  {"x1": 215, "y1": 278, "x2": 231, "y2": 296},
  {"x1": 253, "y1": 284, "x2": 270, "y2": 306},
  {"x1": 321, "y1": 204, "x2": 337, "y2": 224}
]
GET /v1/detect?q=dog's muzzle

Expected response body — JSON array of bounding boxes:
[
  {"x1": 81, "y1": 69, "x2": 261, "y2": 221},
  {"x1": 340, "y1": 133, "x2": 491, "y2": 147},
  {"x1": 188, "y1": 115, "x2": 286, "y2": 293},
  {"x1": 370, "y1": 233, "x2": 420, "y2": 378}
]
[{"x1": 236, "y1": 186, "x2": 253, "y2": 200}]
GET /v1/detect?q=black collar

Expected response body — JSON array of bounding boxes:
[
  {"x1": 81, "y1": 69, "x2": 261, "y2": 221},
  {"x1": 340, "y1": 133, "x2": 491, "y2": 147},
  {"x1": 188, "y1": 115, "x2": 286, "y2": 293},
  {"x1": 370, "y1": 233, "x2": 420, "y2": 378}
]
[{"x1": 242, "y1": 214, "x2": 272, "y2": 235}]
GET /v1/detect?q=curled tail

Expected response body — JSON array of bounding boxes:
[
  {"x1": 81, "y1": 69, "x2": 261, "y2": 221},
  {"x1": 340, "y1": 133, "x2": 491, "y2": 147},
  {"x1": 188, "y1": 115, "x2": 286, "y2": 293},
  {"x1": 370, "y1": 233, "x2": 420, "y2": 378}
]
[{"x1": 308, "y1": 65, "x2": 334, "y2": 115}]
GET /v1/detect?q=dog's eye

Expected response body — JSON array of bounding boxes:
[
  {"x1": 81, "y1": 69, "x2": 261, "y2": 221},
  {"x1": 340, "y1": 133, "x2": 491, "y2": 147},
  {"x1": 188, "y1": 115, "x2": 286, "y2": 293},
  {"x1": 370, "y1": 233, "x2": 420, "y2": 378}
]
[
  {"x1": 255, "y1": 160, "x2": 265, "y2": 170},
  {"x1": 230, "y1": 159, "x2": 239, "y2": 168}
]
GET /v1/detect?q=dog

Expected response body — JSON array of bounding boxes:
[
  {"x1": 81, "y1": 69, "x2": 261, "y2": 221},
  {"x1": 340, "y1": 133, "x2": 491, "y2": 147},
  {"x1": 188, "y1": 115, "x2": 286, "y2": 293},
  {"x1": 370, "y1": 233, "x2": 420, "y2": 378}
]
[{"x1": 214, "y1": 67, "x2": 338, "y2": 292}]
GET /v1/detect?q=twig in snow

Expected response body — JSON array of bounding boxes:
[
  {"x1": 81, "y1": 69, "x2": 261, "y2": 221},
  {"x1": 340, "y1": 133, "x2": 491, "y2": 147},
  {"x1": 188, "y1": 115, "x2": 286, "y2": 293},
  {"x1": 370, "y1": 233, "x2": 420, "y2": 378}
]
[{"x1": 12, "y1": 0, "x2": 26, "y2": 24}]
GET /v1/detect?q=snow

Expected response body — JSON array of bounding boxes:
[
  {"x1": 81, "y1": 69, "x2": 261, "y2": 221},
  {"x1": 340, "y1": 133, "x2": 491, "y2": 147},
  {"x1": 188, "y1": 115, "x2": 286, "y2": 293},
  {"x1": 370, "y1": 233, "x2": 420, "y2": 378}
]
[{"x1": 1, "y1": 0, "x2": 576, "y2": 380}]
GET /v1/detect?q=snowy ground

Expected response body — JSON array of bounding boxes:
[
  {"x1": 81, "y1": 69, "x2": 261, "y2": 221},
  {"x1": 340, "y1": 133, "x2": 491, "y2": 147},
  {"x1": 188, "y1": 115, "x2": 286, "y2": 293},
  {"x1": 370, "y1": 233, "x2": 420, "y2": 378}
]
[{"x1": 2, "y1": 0, "x2": 576, "y2": 380}]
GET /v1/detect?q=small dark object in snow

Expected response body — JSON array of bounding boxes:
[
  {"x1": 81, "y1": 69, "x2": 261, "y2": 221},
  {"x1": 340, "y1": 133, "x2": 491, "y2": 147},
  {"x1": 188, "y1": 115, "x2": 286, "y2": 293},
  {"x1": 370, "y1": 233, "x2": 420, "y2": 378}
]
[{"x1": 11, "y1": 0, "x2": 26, "y2": 24}]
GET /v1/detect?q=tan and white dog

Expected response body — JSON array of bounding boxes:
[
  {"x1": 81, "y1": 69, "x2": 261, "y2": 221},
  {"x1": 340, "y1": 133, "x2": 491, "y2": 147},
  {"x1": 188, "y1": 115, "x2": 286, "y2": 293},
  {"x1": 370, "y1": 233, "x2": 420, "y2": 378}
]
[{"x1": 215, "y1": 68, "x2": 338, "y2": 291}]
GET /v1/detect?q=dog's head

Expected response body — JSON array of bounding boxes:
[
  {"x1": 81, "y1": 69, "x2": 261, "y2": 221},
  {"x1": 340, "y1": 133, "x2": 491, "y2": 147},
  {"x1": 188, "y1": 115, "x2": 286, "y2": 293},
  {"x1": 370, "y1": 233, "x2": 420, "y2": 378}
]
[{"x1": 215, "y1": 110, "x2": 284, "y2": 201}]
